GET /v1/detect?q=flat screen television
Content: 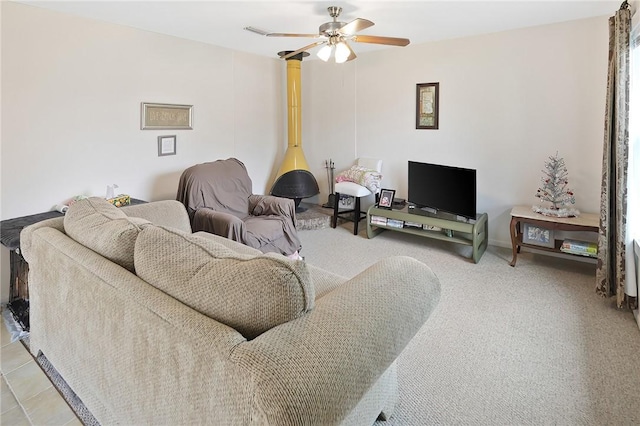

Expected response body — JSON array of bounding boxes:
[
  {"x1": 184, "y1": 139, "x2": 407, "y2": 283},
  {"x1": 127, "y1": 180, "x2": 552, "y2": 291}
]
[{"x1": 408, "y1": 161, "x2": 477, "y2": 220}]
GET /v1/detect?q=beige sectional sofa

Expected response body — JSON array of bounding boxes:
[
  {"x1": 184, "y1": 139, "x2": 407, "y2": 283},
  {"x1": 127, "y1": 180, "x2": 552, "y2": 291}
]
[{"x1": 20, "y1": 198, "x2": 441, "y2": 425}]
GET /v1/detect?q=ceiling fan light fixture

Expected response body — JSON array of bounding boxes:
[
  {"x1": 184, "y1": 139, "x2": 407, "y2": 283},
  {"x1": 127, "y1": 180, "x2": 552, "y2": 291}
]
[
  {"x1": 247, "y1": 6, "x2": 410, "y2": 64},
  {"x1": 334, "y1": 41, "x2": 350, "y2": 63},
  {"x1": 317, "y1": 44, "x2": 333, "y2": 62}
]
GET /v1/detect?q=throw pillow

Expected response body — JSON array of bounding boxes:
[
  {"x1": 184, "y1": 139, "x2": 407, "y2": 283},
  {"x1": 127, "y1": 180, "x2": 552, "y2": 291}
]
[
  {"x1": 134, "y1": 226, "x2": 314, "y2": 339},
  {"x1": 335, "y1": 165, "x2": 383, "y2": 193},
  {"x1": 64, "y1": 197, "x2": 150, "y2": 272}
]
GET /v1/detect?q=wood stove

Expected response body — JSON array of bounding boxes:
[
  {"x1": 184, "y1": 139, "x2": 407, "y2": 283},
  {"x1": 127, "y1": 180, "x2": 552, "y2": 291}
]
[{"x1": 270, "y1": 51, "x2": 319, "y2": 211}]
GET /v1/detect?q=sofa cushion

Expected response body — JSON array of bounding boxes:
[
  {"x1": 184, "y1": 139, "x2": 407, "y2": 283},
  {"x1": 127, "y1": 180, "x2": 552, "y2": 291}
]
[
  {"x1": 64, "y1": 197, "x2": 150, "y2": 272},
  {"x1": 134, "y1": 226, "x2": 314, "y2": 339}
]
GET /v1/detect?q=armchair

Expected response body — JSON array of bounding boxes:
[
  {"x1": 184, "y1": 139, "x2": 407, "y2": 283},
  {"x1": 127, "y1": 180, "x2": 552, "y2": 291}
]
[{"x1": 176, "y1": 158, "x2": 302, "y2": 256}]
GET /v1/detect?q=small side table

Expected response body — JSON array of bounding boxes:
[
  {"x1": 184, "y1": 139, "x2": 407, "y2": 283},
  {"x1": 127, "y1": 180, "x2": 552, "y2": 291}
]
[
  {"x1": 0, "y1": 198, "x2": 146, "y2": 331},
  {"x1": 509, "y1": 206, "x2": 599, "y2": 267}
]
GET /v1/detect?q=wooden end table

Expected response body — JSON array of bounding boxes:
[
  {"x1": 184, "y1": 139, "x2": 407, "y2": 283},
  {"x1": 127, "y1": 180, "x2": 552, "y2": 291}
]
[{"x1": 509, "y1": 205, "x2": 599, "y2": 266}]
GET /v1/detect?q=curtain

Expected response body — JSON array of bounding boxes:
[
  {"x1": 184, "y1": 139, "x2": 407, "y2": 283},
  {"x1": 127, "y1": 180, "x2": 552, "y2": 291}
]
[
  {"x1": 629, "y1": 6, "x2": 640, "y2": 318},
  {"x1": 596, "y1": 1, "x2": 633, "y2": 309}
]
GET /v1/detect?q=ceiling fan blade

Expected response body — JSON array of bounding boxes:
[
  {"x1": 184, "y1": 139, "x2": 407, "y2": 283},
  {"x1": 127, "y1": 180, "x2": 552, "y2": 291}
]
[
  {"x1": 244, "y1": 27, "x2": 322, "y2": 38},
  {"x1": 338, "y1": 18, "x2": 374, "y2": 35},
  {"x1": 267, "y1": 33, "x2": 323, "y2": 38},
  {"x1": 280, "y1": 41, "x2": 326, "y2": 60},
  {"x1": 244, "y1": 26, "x2": 271, "y2": 36},
  {"x1": 353, "y1": 35, "x2": 410, "y2": 47},
  {"x1": 345, "y1": 42, "x2": 357, "y2": 62}
]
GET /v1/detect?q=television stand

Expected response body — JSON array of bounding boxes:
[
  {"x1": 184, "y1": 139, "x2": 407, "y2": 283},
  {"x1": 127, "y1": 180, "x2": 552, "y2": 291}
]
[{"x1": 366, "y1": 205, "x2": 488, "y2": 263}]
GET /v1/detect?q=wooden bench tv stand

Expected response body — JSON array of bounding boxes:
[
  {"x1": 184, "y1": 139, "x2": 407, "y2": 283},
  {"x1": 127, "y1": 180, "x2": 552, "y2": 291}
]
[{"x1": 366, "y1": 205, "x2": 488, "y2": 263}]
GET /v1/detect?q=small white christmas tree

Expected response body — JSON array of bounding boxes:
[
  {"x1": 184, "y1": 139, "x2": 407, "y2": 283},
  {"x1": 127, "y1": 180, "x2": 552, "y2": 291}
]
[{"x1": 533, "y1": 152, "x2": 580, "y2": 217}]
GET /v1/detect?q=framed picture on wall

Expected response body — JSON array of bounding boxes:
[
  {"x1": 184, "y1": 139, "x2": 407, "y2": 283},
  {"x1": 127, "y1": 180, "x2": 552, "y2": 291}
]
[
  {"x1": 141, "y1": 102, "x2": 193, "y2": 130},
  {"x1": 416, "y1": 82, "x2": 439, "y2": 129},
  {"x1": 157, "y1": 135, "x2": 177, "y2": 156}
]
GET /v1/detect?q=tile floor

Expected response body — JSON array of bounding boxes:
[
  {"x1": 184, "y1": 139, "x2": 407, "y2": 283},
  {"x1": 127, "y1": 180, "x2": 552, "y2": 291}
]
[{"x1": 1, "y1": 319, "x2": 81, "y2": 425}]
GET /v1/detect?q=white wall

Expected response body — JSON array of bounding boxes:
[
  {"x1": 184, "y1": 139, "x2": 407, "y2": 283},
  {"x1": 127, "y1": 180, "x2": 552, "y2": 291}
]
[
  {"x1": 0, "y1": 3, "x2": 611, "y2": 304},
  {"x1": 303, "y1": 16, "x2": 608, "y2": 247},
  {"x1": 1, "y1": 2, "x2": 283, "y2": 220},
  {"x1": 0, "y1": 2, "x2": 284, "y2": 302}
]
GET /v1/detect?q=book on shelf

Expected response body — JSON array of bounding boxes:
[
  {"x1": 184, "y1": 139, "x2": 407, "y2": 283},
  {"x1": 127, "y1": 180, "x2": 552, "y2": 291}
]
[
  {"x1": 387, "y1": 219, "x2": 404, "y2": 228},
  {"x1": 370, "y1": 216, "x2": 388, "y2": 226},
  {"x1": 404, "y1": 221, "x2": 423, "y2": 228},
  {"x1": 560, "y1": 239, "x2": 597, "y2": 257}
]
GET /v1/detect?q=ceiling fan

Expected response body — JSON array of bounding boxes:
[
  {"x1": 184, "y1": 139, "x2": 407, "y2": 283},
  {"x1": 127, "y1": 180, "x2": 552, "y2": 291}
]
[{"x1": 245, "y1": 6, "x2": 410, "y2": 63}]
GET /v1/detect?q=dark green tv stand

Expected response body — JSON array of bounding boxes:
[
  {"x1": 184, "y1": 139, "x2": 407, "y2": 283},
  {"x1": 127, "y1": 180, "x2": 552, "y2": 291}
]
[{"x1": 366, "y1": 205, "x2": 488, "y2": 263}]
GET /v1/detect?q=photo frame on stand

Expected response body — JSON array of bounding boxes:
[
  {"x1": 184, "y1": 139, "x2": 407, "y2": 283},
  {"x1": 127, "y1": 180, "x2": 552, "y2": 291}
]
[
  {"x1": 378, "y1": 189, "x2": 395, "y2": 210},
  {"x1": 522, "y1": 223, "x2": 555, "y2": 248}
]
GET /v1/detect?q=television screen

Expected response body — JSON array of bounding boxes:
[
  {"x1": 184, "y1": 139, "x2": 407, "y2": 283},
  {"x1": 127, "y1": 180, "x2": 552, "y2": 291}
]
[{"x1": 408, "y1": 161, "x2": 477, "y2": 219}]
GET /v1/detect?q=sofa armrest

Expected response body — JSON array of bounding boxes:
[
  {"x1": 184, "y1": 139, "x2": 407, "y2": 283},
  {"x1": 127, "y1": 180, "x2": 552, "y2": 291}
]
[
  {"x1": 20, "y1": 217, "x2": 65, "y2": 263},
  {"x1": 193, "y1": 208, "x2": 245, "y2": 241},
  {"x1": 306, "y1": 264, "x2": 348, "y2": 299},
  {"x1": 26, "y1": 226, "x2": 251, "y2": 423},
  {"x1": 121, "y1": 200, "x2": 191, "y2": 233},
  {"x1": 249, "y1": 194, "x2": 296, "y2": 218},
  {"x1": 233, "y1": 256, "x2": 441, "y2": 424}
]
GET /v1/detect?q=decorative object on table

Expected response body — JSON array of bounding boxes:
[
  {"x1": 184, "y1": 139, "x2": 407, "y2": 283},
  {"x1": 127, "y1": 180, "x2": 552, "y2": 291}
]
[
  {"x1": 106, "y1": 184, "x2": 119, "y2": 199},
  {"x1": 54, "y1": 204, "x2": 69, "y2": 214},
  {"x1": 532, "y1": 152, "x2": 580, "y2": 217},
  {"x1": 67, "y1": 195, "x2": 88, "y2": 208},
  {"x1": 107, "y1": 194, "x2": 131, "y2": 207},
  {"x1": 141, "y1": 102, "x2": 193, "y2": 130},
  {"x1": 105, "y1": 184, "x2": 131, "y2": 207},
  {"x1": 322, "y1": 158, "x2": 336, "y2": 208},
  {"x1": 158, "y1": 135, "x2": 177, "y2": 156},
  {"x1": 416, "y1": 82, "x2": 439, "y2": 129},
  {"x1": 392, "y1": 197, "x2": 406, "y2": 208},
  {"x1": 378, "y1": 189, "x2": 395, "y2": 209},
  {"x1": 522, "y1": 222, "x2": 555, "y2": 248}
]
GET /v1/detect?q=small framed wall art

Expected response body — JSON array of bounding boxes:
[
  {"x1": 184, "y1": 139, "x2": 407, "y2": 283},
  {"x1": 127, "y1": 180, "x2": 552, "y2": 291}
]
[
  {"x1": 522, "y1": 223, "x2": 555, "y2": 248},
  {"x1": 141, "y1": 102, "x2": 193, "y2": 130},
  {"x1": 378, "y1": 189, "x2": 396, "y2": 210},
  {"x1": 157, "y1": 135, "x2": 176, "y2": 156},
  {"x1": 416, "y1": 82, "x2": 439, "y2": 129}
]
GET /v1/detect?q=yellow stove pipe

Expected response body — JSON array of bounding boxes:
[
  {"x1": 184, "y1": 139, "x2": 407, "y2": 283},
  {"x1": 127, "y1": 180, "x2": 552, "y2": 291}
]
[{"x1": 276, "y1": 54, "x2": 311, "y2": 178}]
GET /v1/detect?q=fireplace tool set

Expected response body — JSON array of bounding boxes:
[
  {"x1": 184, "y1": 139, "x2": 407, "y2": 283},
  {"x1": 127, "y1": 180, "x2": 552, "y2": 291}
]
[{"x1": 323, "y1": 159, "x2": 336, "y2": 208}]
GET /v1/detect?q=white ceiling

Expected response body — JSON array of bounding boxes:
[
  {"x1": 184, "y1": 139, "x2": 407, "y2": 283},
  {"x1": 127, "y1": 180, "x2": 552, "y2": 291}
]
[{"x1": 17, "y1": 1, "x2": 621, "y2": 59}]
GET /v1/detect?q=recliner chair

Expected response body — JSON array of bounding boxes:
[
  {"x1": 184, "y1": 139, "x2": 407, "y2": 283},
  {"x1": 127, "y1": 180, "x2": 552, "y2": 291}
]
[{"x1": 176, "y1": 158, "x2": 301, "y2": 256}]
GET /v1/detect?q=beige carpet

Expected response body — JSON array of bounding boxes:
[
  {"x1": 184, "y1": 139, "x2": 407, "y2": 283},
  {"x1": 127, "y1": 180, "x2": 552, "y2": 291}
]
[{"x1": 299, "y1": 222, "x2": 640, "y2": 425}]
